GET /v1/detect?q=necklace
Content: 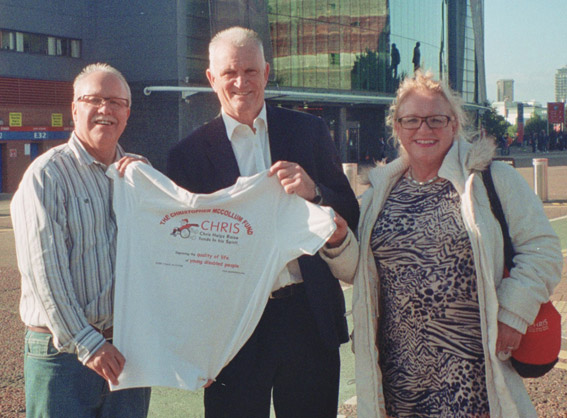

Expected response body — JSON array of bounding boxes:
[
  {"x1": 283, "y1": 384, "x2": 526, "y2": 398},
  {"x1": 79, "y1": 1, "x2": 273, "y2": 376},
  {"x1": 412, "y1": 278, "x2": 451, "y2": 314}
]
[{"x1": 406, "y1": 168, "x2": 439, "y2": 186}]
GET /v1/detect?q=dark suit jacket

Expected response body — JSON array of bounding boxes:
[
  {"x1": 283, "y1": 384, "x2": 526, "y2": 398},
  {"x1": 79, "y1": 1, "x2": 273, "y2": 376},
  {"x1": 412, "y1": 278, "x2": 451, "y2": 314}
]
[{"x1": 167, "y1": 105, "x2": 360, "y2": 349}]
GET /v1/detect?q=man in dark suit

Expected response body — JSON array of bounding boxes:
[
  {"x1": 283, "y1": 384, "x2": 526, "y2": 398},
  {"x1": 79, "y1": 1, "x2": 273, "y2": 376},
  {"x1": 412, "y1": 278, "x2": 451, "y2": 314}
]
[{"x1": 167, "y1": 26, "x2": 359, "y2": 418}]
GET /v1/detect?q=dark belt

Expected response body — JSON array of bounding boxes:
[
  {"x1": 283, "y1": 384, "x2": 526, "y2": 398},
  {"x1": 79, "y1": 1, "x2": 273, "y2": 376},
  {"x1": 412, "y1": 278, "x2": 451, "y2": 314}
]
[
  {"x1": 269, "y1": 283, "x2": 304, "y2": 300},
  {"x1": 27, "y1": 325, "x2": 114, "y2": 340}
]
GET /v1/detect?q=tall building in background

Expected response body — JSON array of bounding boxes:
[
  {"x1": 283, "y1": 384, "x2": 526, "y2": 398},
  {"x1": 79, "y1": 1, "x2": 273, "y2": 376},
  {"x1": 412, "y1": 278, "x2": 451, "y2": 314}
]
[
  {"x1": 497, "y1": 79, "x2": 514, "y2": 102},
  {"x1": 555, "y1": 66, "x2": 567, "y2": 102},
  {"x1": 0, "y1": 0, "x2": 486, "y2": 193}
]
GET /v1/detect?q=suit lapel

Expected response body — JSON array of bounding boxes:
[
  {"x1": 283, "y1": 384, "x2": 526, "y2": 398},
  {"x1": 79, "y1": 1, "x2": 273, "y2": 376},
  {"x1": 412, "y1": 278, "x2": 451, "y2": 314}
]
[
  {"x1": 205, "y1": 116, "x2": 240, "y2": 188},
  {"x1": 267, "y1": 106, "x2": 291, "y2": 162}
]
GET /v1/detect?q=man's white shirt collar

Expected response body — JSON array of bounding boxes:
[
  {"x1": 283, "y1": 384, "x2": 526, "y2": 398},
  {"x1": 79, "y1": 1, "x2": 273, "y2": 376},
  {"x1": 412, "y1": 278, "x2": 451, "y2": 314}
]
[{"x1": 221, "y1": 103, "x2": 268, "y2": 140}]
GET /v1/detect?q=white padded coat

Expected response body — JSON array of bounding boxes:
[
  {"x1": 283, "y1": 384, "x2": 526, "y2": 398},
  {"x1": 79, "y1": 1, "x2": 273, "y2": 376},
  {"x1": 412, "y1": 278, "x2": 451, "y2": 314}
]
[{"x1": 322, "y1": 137, "x2": 562, "y2": 418}]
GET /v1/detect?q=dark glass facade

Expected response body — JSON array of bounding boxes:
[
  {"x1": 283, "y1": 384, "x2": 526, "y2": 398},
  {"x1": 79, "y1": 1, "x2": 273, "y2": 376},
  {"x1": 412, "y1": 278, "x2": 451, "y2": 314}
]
[
  {"x1": 184, "y1": 1, "x2": 483, "y2": 97},
  {"x1": 181, "y1": 0, "x2": 485, "y2": 164}
]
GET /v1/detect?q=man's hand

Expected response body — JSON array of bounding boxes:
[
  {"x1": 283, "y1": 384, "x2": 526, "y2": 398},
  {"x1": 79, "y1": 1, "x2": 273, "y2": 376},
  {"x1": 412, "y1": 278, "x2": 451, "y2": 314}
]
[
  {"x1": 115, "y1": 156, "x2": 147, "y2": 177},
  {"x1": 496, "y1": 321, "x2": 523, "y2": 360},
  {"x1": 268, "y1": 161, "x2": 317, "y2": 201},
  {"x1": 326, "y1": 214, "x2": 349, "y2": 248},
  {"x1": 85, "y1": 342, "x2": 125, "y2": 385}
]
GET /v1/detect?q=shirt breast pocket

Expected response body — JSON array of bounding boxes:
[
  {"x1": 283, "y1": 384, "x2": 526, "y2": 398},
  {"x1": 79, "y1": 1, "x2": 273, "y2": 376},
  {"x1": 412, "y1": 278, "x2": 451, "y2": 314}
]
[{"x1": 66, "y1": 195, "x2": 113, "y2": 251}]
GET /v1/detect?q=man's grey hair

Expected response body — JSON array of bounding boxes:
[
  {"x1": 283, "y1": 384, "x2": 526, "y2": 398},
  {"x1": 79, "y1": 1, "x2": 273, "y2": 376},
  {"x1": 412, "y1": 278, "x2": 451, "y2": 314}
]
[
  {"x1": 73, "y1": 62, "x2": 132, "y2": 106},
  {"x1": 208, "y1": 26, "x2": 265, "y2": 72}
]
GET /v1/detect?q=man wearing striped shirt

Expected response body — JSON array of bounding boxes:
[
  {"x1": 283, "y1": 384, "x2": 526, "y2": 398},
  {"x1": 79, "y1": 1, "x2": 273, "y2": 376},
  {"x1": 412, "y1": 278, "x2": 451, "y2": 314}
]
[{"x1": 11, "y1": 63, "x2": 150, "y2": 418}]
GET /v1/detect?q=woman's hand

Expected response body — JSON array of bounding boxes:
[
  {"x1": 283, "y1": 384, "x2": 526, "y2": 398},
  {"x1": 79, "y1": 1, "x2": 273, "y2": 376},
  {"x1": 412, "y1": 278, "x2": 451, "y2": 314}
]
[
  {"x1": 496, "y1": 321, "x2": 523, "y2": 360},
  {"x1": 326, "y1": 213, "x2": 349, "y2": 248}
]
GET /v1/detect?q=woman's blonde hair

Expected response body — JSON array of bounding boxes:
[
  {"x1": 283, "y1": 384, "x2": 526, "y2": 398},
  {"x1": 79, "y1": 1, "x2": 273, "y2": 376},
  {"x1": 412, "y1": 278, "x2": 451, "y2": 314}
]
[{"x1": 387, "y1": 71, "x2": 469, "y2": 147}]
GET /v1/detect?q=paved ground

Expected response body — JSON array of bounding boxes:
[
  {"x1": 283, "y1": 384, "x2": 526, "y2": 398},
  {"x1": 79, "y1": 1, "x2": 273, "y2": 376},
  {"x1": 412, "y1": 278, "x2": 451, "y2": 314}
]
[
  {"x1": 2, "y1": 147, "x2": 567, "y2": 417},
  {"x1": 0, "y1": 194, "x2": 25, "y2": 417}
]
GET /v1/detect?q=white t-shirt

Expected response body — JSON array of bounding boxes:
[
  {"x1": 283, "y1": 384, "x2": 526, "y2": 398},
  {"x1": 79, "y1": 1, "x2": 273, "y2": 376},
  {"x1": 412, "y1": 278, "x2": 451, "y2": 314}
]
[{"x1": 106, "y1": 162, "x2": 336, "y2": 391}]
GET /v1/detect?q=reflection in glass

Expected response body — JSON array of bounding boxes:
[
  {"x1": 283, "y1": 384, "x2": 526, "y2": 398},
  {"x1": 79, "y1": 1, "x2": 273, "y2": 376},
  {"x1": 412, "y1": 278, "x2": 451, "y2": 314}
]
[
  {"x1": 268, "y1": 0, "x2": 392, "y2": 92},
  {"x1": 183, "y1": 0, "x2": 481, "y2": 104}
]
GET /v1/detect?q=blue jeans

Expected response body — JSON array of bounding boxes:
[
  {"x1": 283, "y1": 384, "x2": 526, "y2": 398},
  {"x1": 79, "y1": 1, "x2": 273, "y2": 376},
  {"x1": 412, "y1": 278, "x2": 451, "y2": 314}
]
[{"x1": 24, "y1": 330, "x2": 151, "y2": 418}]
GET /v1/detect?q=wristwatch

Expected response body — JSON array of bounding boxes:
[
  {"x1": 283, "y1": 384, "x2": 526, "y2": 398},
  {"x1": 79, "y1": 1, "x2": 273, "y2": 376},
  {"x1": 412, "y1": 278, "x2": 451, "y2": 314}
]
[{"x1": 311, "y1": 184, "x2": 323, "y2": 205}]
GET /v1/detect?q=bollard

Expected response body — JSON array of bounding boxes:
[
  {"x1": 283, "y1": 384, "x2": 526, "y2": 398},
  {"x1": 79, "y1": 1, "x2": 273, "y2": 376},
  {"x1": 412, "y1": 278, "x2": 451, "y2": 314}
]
[
  {"x1": 342, "y1": 163, "x2": 358, "y2": 196},
  {"x1": 533, "y1": 158, "x2": 548, "y2": 201}
]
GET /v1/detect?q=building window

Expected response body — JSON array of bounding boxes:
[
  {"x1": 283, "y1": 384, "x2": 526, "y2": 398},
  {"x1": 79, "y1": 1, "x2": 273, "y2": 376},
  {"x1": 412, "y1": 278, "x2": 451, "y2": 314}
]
[
  {"x1": 329, "y1": 53, "x2": 340, "y2": 66},
  {"x1": 71, "y1": 40, "x2": 81, "y2": 58},
  {"x1": 0, "y1": 29, "x2": 81, "y2": 58},
  {"x1": 23, "y1": 32, "x2": 48, "y2": 54},
  {"x1": 0, "y1": 30, "x2": 15, "y2": 50}
]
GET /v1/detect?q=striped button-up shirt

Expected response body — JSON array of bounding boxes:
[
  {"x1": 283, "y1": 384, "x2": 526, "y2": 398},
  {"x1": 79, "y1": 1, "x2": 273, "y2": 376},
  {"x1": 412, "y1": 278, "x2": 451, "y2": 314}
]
[{"x1": 11, "y1": 133, "x2": 126, "y2": 363}]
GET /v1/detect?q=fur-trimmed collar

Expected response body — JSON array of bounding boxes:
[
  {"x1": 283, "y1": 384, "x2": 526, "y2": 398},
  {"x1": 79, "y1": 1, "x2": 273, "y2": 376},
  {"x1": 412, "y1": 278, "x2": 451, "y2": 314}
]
[{"x1": 463, "y1": 135, "x2": 497, "y2": 172}]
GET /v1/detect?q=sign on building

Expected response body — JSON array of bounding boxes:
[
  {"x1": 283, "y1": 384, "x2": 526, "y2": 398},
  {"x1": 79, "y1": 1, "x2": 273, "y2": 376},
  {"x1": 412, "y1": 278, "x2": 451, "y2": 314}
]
[
  {"x1": 547, "y1": 102, "x2": 565, "y2": 124},
  {"x1": 51, "y1": 113, "x2": 63, "y2": 127},
  {"x1": 9, "y1": 113, "x2": 22, "y2": 127}
]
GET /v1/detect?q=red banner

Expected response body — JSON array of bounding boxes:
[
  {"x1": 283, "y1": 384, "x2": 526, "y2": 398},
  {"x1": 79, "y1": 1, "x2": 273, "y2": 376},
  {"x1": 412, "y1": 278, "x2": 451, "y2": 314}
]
[
  {"x1": 517, "y1": 123, "x2": 524, "y2": 144},
  {"x1": 547, "y1": 102, "x2": 565, "y2": 124}
]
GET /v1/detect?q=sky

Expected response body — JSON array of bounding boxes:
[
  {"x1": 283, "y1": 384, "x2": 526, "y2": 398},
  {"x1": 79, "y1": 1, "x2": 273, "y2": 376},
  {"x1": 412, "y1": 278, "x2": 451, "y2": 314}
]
[{"x1": 484, "y1": 0, "x2": 567, "y2": 104}]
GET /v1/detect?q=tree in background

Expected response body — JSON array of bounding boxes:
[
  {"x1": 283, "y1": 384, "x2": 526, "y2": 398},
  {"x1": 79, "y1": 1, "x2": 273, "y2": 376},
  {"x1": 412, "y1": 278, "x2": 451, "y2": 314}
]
[
  {"x1": 351, "y1": 49, "x2": 385, "y2": 92},
  {"x1": 481, "y1": 106, "x2": 510, "y2": 140},
  {"x1": 524, "y1": 113, "x2": 548, "y2": 137},
  {"x1": 351, "y1": 49, "x2": 378, "y2": 91}
]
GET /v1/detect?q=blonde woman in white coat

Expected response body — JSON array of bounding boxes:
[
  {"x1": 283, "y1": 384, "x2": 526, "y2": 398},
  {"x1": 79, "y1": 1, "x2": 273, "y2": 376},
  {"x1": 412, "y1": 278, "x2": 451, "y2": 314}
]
[{"x1": 321, "y1": 72, "x2": 562, "y2": 417}]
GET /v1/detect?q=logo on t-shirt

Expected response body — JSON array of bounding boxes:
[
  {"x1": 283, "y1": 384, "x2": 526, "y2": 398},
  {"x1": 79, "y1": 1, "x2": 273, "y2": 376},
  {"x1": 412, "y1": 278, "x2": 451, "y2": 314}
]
[
  {"x1": 161, "y1": 208, "x2": 254, "y2": 246},
  {"x1": 157, "y1": 207, "x2": 256, "y2": 274},
  {"x1": 171, "y1": 219, "x2": 200, "y2": 239}
]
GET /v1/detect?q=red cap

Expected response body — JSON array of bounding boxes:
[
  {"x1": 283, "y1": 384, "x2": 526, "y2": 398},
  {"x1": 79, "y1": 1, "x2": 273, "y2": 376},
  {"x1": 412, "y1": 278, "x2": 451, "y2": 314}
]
[{"x1": 512, "y1": 301, "x2": 561, "y2": 365}]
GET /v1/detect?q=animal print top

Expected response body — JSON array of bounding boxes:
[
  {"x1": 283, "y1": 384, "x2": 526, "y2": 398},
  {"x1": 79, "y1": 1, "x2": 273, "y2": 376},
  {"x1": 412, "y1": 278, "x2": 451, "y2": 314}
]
[{"x1": 371, "y1": 177, "x2": 490, "y2": 418}]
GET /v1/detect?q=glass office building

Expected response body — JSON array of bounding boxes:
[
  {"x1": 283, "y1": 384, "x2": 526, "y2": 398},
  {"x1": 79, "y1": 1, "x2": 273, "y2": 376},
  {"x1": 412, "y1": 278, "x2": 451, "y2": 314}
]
[
  {"x1": 186, "y1": 1, "x2": 483, "y2": 93},
  {"x1": 181, "y1": 0, "x2": 485, "y2": 162},
  {"x1": 268, "y1": 1, "x2": 390, "y2": 92}
]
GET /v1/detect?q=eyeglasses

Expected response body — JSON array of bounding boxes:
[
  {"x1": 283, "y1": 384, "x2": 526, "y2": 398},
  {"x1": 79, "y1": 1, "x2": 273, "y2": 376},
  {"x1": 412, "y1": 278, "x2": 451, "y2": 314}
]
[
  {"x1": 397, "y1": 115, "x2": 452, "y2": 130},
  {"x1": 77, "y1": 95, "x2": 129, "y2": 110}
]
